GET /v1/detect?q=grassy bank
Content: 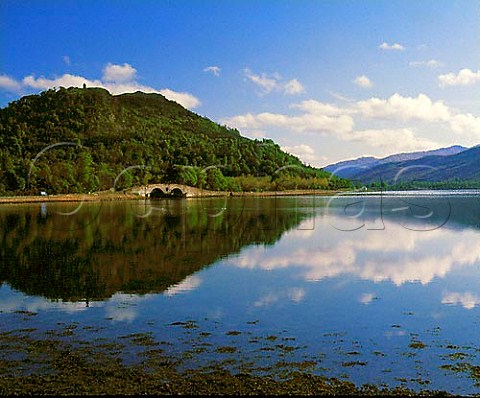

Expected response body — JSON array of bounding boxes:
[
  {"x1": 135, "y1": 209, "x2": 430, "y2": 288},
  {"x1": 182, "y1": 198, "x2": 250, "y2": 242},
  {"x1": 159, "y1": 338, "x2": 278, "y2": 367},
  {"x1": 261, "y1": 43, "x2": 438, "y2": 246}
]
[
  {"x1": 0, "y1": 188, "x2": 343, "y2": 204},
  {"x1": 0, "y1": 192, "x2": 142, "y2": 205}
]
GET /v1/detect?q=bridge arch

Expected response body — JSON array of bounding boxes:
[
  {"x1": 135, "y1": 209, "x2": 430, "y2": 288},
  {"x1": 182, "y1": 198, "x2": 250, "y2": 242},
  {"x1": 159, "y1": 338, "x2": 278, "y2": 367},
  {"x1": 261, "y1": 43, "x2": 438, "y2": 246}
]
[
  {"x1": 171, "y1": 187, "x2": 186, "y2": 198},
  {"x1": 149, "y1": 187, "x2": 167, "y2": 198}
]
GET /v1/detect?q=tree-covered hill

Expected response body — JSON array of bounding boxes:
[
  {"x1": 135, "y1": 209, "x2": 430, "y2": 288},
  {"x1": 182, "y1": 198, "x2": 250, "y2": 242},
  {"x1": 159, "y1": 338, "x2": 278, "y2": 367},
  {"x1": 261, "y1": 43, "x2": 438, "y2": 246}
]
[{"x1": 0, "y1": 87, "x2": 351, "y2": 195}]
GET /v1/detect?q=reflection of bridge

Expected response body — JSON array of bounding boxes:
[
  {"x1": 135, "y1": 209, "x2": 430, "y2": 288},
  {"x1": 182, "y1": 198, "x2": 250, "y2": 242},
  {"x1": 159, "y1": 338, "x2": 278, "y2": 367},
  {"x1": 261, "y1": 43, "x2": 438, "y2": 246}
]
[{"x1": 129, "y1": 184, "x2": 224, "y2": 198}]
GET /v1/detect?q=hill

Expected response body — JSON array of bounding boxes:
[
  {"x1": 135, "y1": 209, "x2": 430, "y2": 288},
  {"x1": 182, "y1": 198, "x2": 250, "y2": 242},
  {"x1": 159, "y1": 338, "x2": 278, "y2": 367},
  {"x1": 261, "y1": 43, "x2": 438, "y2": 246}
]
[
  {"x1": 325, "y1": 145, "x2": 480, "y2": 188},
  {"x1": 0, "y1": 87, "x2": 351, "y2": 195},
  {"x1": 324, "y1": 145, "x2": 467, "y2": 180}
]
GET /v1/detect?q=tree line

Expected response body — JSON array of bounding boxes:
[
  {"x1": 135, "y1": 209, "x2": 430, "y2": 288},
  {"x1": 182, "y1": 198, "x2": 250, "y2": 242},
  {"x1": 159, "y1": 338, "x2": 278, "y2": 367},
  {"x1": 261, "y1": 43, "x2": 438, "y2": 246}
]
[{"x1": 0, "y1": 87, "x2": 352, "y2": 195}]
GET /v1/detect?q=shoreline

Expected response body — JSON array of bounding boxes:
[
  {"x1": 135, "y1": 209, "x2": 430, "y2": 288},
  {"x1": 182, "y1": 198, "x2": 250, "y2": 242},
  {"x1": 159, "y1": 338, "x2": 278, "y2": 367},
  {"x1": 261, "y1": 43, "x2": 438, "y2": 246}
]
[
  {"x1": 0, "y1": 329, "x2": 452, "y2": 396},
  {"x1": 2, "y1": 187, "x2": 479, "y2": 205},
  {"x1": 0, "y1": 189, "x2": 342, "y2": 205}
]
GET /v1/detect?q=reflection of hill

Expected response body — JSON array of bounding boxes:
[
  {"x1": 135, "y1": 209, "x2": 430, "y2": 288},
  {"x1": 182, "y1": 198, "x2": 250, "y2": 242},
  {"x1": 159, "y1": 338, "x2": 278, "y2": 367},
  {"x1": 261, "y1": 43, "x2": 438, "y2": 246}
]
[{"x1": 0, "y1": 198, "x2": 311, "y2": 302}]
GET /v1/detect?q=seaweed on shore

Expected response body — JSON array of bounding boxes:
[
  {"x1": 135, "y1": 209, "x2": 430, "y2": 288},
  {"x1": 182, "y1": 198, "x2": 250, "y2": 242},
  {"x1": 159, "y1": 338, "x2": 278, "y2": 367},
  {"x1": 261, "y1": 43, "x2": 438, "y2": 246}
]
[{"x1": 0, "y1": 330, "x2": 452, "y2": 396}]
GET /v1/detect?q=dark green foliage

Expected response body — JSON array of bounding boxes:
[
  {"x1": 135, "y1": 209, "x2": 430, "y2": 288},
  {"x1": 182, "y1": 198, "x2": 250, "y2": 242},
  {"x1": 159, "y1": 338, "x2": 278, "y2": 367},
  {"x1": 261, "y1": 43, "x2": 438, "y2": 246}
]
[{"x1": 0, "y1": 87, "x2": 351, "y2": 194}]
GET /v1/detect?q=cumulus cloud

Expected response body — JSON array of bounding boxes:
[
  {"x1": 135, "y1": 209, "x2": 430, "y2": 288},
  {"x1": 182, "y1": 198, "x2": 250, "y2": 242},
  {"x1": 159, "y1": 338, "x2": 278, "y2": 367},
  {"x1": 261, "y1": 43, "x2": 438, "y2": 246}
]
[
  {"x1": 243, "y1": 68, "x2": 305, "y2": 95},
  {"x1": 356, "y1": 93, "x2": 451, "y2": 122},
  {"x1": 449, "y1": 113, "x2": 480, "y2": 138},
  {"x1": 158, "y1": 88, "x2": 201, "y2": 109},
  {"x1": 379, "y1": 42, "x2": 405, "y2": 51},
  {"x1": 290, "y1": 99, "x2": 349, "y2": 116},
  {"x1": 0, "y1": 64, "x2": 201, "y2": 109},
  {"x1": 354, "y1": 75, "x2": 373, "y2": 88},
  {"x1": 23, "y1": 74, "x2": 101, "y2": 90},
  {"x1": 221, "y1": 93, "x2": 480, "y2": 164},
  {"x1": 222, "y1": 111, "x2": 354, "y2": 136},
  {"x1": 102, "y1": 62, "x2": 137, "y2": 82},
  {"x1": 355, "y1": 93, "x2": 480, "y2": 139},
  {"x1": 438, "y1": 68, "x2": 480, "y2": 87},
  {"x1": 203, "y1": 65, "x2": 221, "y2": 76},
  {"x1": 281, "y1": 144, "x2": 323, "y2": 165},
  {"x1": 223, "y1": 95, "x2": 442, "y2": 149},
  {"x1": 347, "y1": 128, "x2": 439, "y2": 152},
  {"x1": 0, "y1": 74, "x2": 22, "y2": 92},
  {"x1": 223, "y1": 91, "x2": 480, "y2": 161}
]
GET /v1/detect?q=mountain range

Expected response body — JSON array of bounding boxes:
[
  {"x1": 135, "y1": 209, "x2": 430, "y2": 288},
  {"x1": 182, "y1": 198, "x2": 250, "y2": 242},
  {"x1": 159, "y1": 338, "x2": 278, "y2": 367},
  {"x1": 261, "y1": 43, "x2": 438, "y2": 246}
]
[{"x1": 324, "y1": 145, "x2": 480, "y2": 187}]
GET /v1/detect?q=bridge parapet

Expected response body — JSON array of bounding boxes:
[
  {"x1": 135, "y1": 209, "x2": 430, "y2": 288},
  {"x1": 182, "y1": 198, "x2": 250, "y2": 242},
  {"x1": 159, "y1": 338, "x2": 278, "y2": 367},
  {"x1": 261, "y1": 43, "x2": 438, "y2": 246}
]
[{"x1": 130, "y1": 183, "x2": 226, "y2": 198}]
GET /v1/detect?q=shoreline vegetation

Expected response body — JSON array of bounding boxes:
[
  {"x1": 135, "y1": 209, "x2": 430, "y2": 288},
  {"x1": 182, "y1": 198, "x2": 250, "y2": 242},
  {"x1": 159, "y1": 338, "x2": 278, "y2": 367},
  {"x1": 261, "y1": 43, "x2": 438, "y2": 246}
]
[
  {"x1": 2, "y1": 186, "x2": 479, "y2": 205},
  {"x1": 0, "y1": 329, "x2": 451, "y2": 396},
  {"x1": 0, "y1": 188, "x2": 343, "y2": 204}
]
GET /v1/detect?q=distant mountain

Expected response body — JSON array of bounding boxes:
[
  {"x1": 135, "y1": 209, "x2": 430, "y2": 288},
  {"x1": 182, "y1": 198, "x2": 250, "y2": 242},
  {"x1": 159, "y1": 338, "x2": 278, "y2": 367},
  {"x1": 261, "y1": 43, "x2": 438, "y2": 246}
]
[
  {"x1": 326, "y1": 146, "x2": 480, "y2": 186},
  {"x1": 324, "y1": 145, "x2": 467, "y2": 179},
  {"x1": 379, "y1": 145, "x2": 468, "y2": 163}
]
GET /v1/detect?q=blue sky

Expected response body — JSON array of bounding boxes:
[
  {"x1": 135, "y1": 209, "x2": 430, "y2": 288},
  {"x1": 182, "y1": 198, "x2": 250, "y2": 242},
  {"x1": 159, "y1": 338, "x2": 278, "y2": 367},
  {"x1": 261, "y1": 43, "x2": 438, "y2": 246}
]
[{"x1": 1, "y1": 0, "x2": 479, "y2": 166}]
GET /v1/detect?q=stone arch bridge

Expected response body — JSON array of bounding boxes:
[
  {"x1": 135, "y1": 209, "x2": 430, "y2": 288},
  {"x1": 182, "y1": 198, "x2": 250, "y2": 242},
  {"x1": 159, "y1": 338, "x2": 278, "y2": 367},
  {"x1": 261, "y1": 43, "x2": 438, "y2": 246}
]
[{"x1": 129, "y1": 183, "x2": 223, "y2": 198}]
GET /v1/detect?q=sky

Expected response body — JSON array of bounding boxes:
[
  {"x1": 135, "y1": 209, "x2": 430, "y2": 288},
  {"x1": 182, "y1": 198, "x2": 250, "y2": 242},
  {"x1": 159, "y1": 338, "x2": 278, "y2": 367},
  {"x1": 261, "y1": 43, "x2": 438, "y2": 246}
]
[{"x1": 1, "y1": 0, "x2": 479, "y2": 167}]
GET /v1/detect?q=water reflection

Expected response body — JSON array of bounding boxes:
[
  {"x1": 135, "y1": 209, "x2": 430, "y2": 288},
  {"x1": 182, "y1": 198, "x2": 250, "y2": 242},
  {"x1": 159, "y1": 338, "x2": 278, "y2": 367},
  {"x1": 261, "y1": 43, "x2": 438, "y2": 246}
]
[
  {"x1": 229, "y1": 196, "x2": 480, "y2": 287},
  {"x1": 2, "y1": 195, "x2": 480, "y2": 394},
  {"x1": 0, "y1": 198, "x2": 313, "y2": 302}
]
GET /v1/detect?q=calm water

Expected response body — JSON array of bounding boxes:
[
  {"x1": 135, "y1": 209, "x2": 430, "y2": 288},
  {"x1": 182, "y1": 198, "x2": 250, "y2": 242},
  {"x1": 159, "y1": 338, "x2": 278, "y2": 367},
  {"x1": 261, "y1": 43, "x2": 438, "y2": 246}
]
[{"x1": 2, "y1": 193, "x2": 480, "y2": 394}]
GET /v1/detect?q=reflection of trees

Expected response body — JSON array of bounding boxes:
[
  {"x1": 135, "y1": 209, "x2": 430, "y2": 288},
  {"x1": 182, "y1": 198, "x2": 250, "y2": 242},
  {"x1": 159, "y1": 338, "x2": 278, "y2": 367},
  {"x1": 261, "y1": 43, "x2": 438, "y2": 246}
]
[{"x1": 0, "y1": 198, "x2": 311, "y2": 302}]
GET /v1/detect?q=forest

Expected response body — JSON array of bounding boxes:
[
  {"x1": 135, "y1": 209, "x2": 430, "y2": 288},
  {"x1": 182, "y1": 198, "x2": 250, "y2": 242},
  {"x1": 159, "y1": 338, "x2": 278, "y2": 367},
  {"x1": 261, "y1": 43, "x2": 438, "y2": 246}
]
[{"x1": 0, "y1": 87, "x2": 352, "y2": 195}]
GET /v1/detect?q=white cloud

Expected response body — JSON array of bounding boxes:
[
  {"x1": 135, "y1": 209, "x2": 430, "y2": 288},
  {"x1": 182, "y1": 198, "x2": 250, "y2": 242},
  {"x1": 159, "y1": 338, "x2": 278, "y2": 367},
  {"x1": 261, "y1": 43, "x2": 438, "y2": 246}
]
[
  {"x1": 159, "y1": 88, "x2": 201, "y2": 109},
  {"x1": 223, "y1": 111, "x2": 354, "y2": 136},
  {"x1": 282, "y1": 144, "x2": 314, "y2": 157},
  {"x1": 438, "y1": 68, "x2": 480, "y2": 87},
  {"x1": 356, "y1": 93, "x2": 480, "y2": 139},
  {"x1": 379, "y1": 42, "x2": 405, "y2": 51},
  {"x1": 409, "y1": 59, "x2": 443, "y2": 68},
  {"x1": 0, "y1": 74, "x2": 22, "y2": 92},
  {"x1": 62, "y1": 55, "x2": 71, "y2": 66},
  {"x1": 356, "y1": 93, "x2": 451, "y2": 122},
  {"x1": 281, "y1": 144, "x2": 321, "y2": 165},
  {"x1": 449, "y1": 113, "x2": 480, "y2": 138},
  {"x1": 354, "y1": 75, "x2": 373, "y2": 88},
  {"x1": 223, "y1": 90, "x2": 480, "y2": 160},
  {"x1": 284, "y1": 78, "x2": 305, "y2": 95},
  {"x1": 290, "y1": 99, "x2": 348, "y2": 116},
  {"x1": 203, "y1": 65, "x2": 221, "y2": 76},
  {"x1": 23, "y1": 74, "x2": 102, "y2": 90},
  {"x1": 347, "y1": 128, "x2": 439, "y2": 152},
  {"x1": 102, "y1": 62, "x2": 137, "y2": 82},
  {"x1": 244, "y1": 68, "x2": 277, "y2": 93},
  {"x1": 243, "y1": 68, "x2": 304, "y2": 95},
  {"x1": 0, "y1": 64, "x2": 201, "y2": 109}
]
